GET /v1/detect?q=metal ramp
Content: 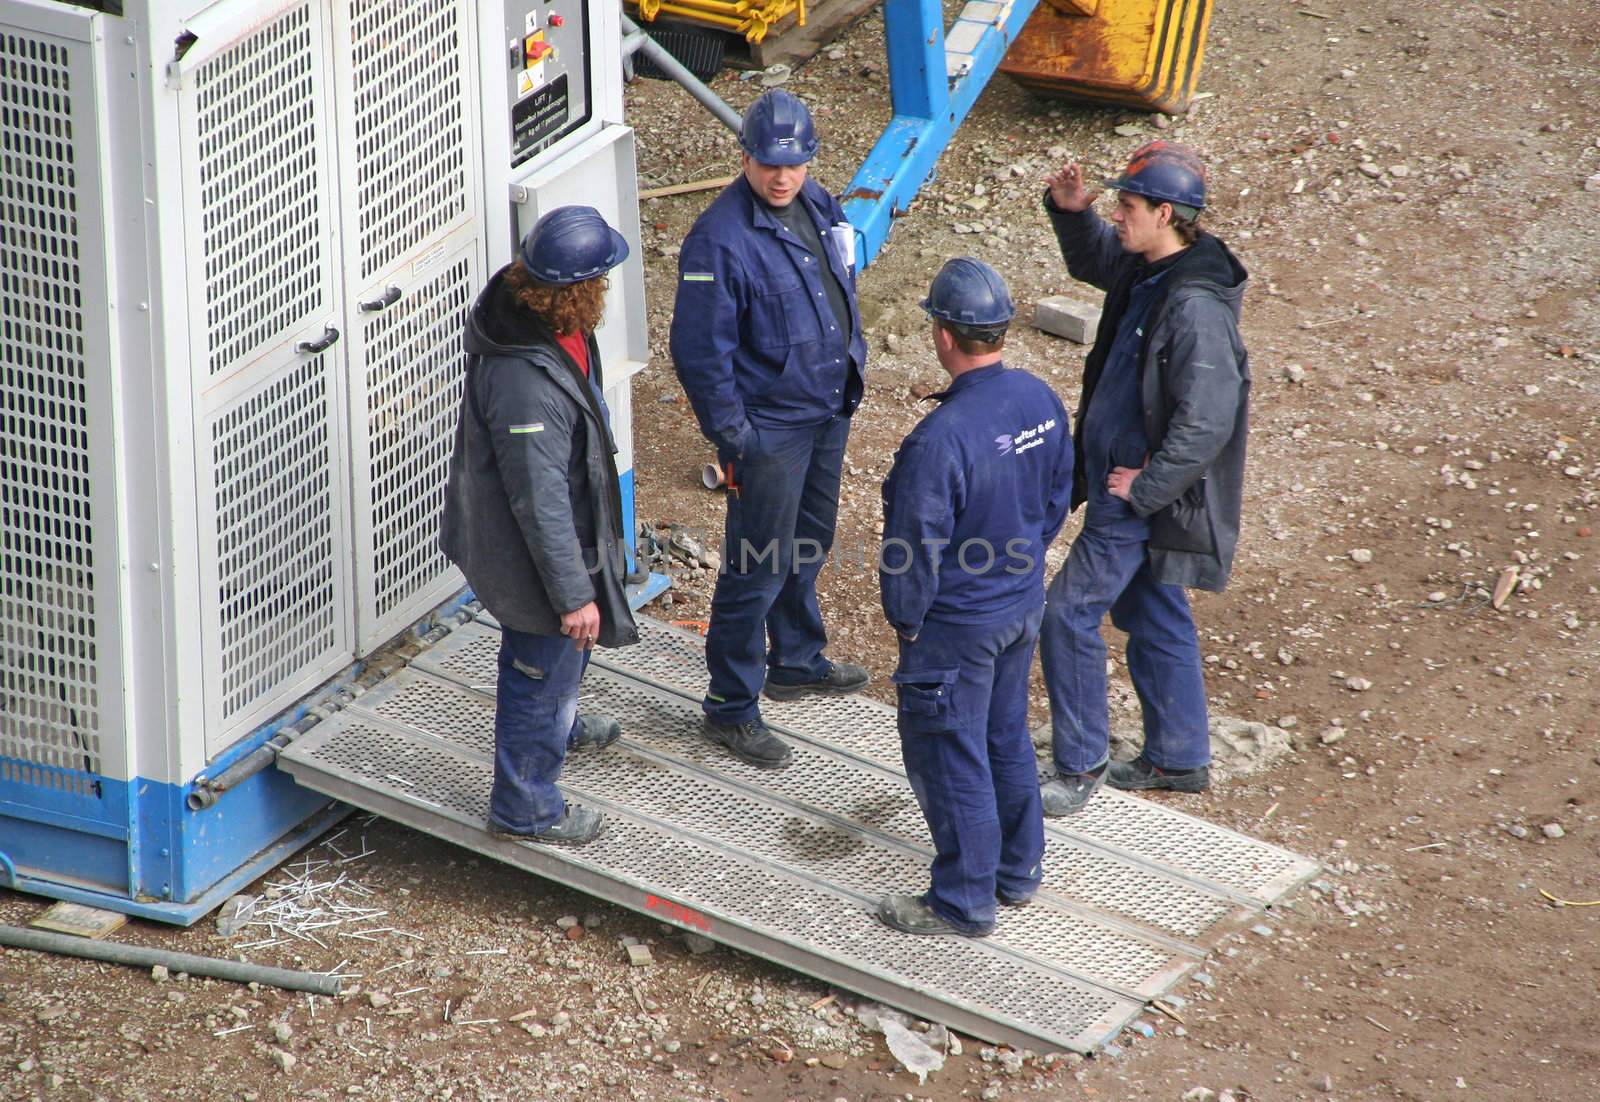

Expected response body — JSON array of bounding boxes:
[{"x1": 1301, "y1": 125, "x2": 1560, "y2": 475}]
[{"x1": 277, "y1": 616, "x2": 1316, "y2": 1053}]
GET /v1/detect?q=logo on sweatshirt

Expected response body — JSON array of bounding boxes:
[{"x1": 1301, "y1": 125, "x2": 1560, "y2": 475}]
[{"x1": 998, "y1": 418, "x2": 1058, "y2": 456}]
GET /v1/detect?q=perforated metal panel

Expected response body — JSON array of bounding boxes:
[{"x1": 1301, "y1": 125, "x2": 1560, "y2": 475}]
[
  {"x1": 0, "y1": 25, "x2": 104, "y2": 790},
  {"x1": 586, "y1": 618, "x2": 1315, "y2": 901},
  {"x1": 358, "y1": 667, "x2": 1193, "y2": 995},
  {"x1": 341, "y1": 0, "x2": 473, "y2": 281},
  {"x1": 283, "y1": 697, "x2": 1143, "y2": 1052},
  {"x1": 283, "y1": 617, "x2": 1318, "y2": 1048},
  {"x1": 350, "y1": 245, "x2": 476, "y2": 649},
  {"x1": 192, "y1": 2, "x2": 329, "y2": 377},
  {"x1": 205, "y1": 354, "x2": 345, "y2": 738}
]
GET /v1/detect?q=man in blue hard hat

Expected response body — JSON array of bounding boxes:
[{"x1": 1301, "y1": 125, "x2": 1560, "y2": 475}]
[
  {"x1": 440, "y1": 205, "x2": 639, "y2": 847},
  {"x1": 876, "y1": 258, "x2": 1074, "y2": 937},
  {"x1": 670, "y1": 89, "x2": 870, "y2": 770},
  {"x1": 1035, "y1": 141, "x2": 1251, "y2": 816}
]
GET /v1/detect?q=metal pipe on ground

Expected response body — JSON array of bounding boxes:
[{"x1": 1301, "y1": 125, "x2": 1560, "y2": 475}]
[
  {"x1": 621, "y1": 15, "x2": 741, "y2": 134},
  {"x1": 0, "y1": 925, "x2": 343, "y2": 996}
]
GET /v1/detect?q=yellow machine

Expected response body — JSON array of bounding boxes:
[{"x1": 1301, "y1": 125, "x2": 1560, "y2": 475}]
[{"x1": 1002, "y1": 0, "x2": 1213, "y2": 113}]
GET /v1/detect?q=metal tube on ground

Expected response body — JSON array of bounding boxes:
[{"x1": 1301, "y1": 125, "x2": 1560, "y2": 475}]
[
  {"x1": 0, "y1": 925, "x2": 343, "y2": 996},
  {"x1": 621, "y1": 15, "x2": 741, "y2": 134}
]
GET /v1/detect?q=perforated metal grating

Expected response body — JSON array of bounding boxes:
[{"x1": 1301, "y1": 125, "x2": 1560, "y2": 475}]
[
  {"x1": 356, "y1": 668, "x2": 1190, "y2": 995},
  {"x1": 209, "y1": 356, "x2": 339, "y2": 727},
  {"x1": 425, "y1": 623, "x2": 1256, "y2": 939},
  {"x1": 346, "y1": 0, "x2": 470, "y2": 281},
  {"x1": 284, "y1": 708, "x2": 1139, "y2": 1051},
  {"x1": 0, "y1": 29, "x2": 102, "y2": 786},
  {"x1": 359, "y1": 254, "x2": 473, "y2": 626},
  {"x1": 194, "y1": 3, "x2": 325, "y2": 375},
  {"x1": 588, "y1": 618, "x2": 1313, "y2": 901},
  {"x1": 283, "y1": 616, "x2": 1316, "y2": 1050}
]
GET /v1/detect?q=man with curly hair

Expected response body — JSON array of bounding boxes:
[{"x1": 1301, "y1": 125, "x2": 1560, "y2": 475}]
[{"x1": 441, "y1": 206, "x2": 637, "y2": 847}]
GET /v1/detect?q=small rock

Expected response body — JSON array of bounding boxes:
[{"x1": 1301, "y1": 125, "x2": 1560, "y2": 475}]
[
  {"x1": 1183, "y1": 1089, "x2": 1219, "y2": 1102},
  {"x1": 626, "y1": 944, "x2": 654, "y2": 967},
  {"x1": 1113, "y1": 123, "x2": 1143, "y2": 137},
  {"x1": 1251, "y1": 924, "x2": 1274, "y2": 937},
  {"x1": 1542, "y1": 823, "x2": 1566, "y2": 839},
  {"x1": 269, "y1": 1049, "x2": 296, "y2": 1074},
  {"x1": 1345, "y1": 676, "x2": 1373, "y2": 692},
  {"x1": 1506, "y1": 823, "x2": 1529, "y2": 839},
  {"x1": 683, "y1": 933, "x2": 716, "y2": 955},
  {"x1": 1320, "y1": 727, "x2": 1346, "y2": 746},
  {"x1": 272, "y1": 1022, "x2": 293, "y2": 1043},
  {"x1": 1388, "y1": 164, "x2": 1410, "y2": 178},
  {"x1": 1428, "y1": 590, "x2": 1448, "y2": 602},
  {"x1": 36, "y1": 1005, "x2": 68, "y2": 1023},
  {"x1": 1358, "y1": 162, "x2": 1384, "y2": 179},
  {"x1": 151, "y1": 965, "x2": 169, "y2": 983},
  {"x1": 1318, "y1": 1072, "x2": 1335, "y2": 1091},
  {"x1": 47, "y1": 1074, "x2": 64, "y2": 1090},
  {"x1": 820, "y1": 1052, "x2": 849, "y2": 1069},
  {"x1": 520, "y1": 1021, "x2": 548, "y2": 1038},
  {"x1": 1283, "y1": 363, "x2": 1306, "y2": 383},
  {"x1": 1349, "y1": 548, "x2": 1372, "y2": 563},
  {"x1": 582, "y1": 913, "x2": 603, "y2": 929},
  {"x1": 368, "y1": 992, "x2": 392, "y2": 1009},
  {"x1": 564, "y1": 925, "x2": 585, "y2": 942},
  {"x1": 758, "y1": 63, "x2": 791, "y2": 87},
  {"x1": 1586, "y1": 173, "x2": 1600, "y2": 193},
  {"x1": 555, "y1": 915, "x2": 579, "y2": 929}
]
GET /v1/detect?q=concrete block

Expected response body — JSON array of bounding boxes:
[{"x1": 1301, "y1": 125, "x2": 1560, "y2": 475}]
[{"x1": 1032, "y1": 296, "x2": 1101, "y2": 344}]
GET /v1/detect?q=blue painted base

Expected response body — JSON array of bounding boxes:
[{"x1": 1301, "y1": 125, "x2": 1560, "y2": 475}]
[
  {"x1": 627, "y1": 571, "x2": 673, "y2": 610},
  {"x1": 3, "y1": 801, "x2": 349, "y2": 925}
]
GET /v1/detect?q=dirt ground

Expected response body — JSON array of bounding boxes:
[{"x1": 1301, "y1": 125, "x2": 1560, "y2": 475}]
[{"x1": 4, "y1": 1, "x2": 1599, "y2": 1099}]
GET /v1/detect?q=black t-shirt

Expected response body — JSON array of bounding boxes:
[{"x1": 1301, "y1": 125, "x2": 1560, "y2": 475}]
[{"x1": 771, "y1": 197, "x2": 852, "y2": 344}]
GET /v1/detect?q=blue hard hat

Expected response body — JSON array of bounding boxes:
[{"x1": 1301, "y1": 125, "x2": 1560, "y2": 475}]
[
  {"x1": 739, "y1": 90, "x2": 818, "y2": 166},
  {"x1": 1103, "y1": 140, "x2": 1207, "y2": 218},
  {"x1": 921, "y1": 257, "x2": 1015, "y2": 336},
  {"x1": 518, "y1": 205, "x2": 630, "y2": 285}
]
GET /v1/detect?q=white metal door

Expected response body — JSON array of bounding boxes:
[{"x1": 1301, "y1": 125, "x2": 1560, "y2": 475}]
[
  {"x1": 176, "y1": 0, "x2": 353, "y2": 750},
  {"x1": 329, "y1": 0, "x2": 484, "y2": 654}
]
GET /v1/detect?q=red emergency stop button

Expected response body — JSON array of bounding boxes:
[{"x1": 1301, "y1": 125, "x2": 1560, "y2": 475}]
[{"x1": 549, "y1": 14, "x2": 565, "y2": 27}]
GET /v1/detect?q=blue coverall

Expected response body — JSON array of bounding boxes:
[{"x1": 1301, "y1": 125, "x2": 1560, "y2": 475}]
[
  {"x1": 670, "y1": 176, "x2": 868, "y2": 725},
  {"x1": 1041, "y1": 269, "x2": 1211, "y2": 775},
  {"x1": 881, "y1": 364, "x2": 1074, "y2": 934}
]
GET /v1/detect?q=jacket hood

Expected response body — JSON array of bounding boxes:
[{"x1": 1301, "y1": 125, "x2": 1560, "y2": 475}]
[
  {"x1": 464, "y1": 265, "x2": 556, "y2": 358},
  {"x1": 1168, "y1": 233, "x2": 1248, "y2": 316}
]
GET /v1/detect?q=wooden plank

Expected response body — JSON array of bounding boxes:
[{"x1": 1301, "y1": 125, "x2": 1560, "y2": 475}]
[
  {"x1": 30, "y1": 901, "x2": 128, "y2": 940},
  {"x1": 639, "y1": 175, "x2": 737, "y2": 200}
]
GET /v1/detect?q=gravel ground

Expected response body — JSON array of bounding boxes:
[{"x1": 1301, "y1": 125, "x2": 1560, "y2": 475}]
[{"x1": 5, "y1": 1, "x2": 1599, "y2": 1099}]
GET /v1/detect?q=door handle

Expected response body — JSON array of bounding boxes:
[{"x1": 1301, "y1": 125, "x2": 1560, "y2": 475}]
[
  {"x1": 359, "y1": 286, "x2": 402, "y2": 312},
  {"x1": 296, "y1": 327, "x2": 341, "y2": 355}
]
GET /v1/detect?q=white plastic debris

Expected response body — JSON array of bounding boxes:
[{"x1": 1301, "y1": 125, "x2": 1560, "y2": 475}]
[{"x1": 882, "y1": 1020, "x2": 945, "y2": 1084}]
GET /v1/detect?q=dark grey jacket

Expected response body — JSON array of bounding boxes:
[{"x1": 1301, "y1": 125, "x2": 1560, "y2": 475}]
[
  {"x1": 1047, "y1": 198, "x2": 1251, "y2": 592},
  {"x1": 439, "y1": 268, "x2": 639, "y2": 648}
]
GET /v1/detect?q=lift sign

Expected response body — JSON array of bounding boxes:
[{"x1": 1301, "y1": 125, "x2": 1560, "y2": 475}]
[
  {"x1": 644, "y1": 893, "x2": 711, "y2": 932},
  {"x1": 512, "y1": 73, "x2": 571, "y2": 165}
]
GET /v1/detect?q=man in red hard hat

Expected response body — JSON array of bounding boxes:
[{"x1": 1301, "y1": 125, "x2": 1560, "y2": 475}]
[{"x1": 1035, "y1": 141, "x2": 1252, "y2": 816}]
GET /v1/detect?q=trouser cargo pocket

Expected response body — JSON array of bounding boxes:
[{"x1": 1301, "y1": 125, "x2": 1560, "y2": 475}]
[{"x1": 892, "y1": 666, "x2": 960, "y2": 734}]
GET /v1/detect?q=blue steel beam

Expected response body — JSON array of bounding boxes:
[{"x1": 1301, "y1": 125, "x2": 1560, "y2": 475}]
[{"x1": 844, "y1": 0, "x2": 1041, "y2": 267}]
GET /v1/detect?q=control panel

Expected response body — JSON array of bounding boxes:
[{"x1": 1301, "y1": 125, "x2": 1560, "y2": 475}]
[{"x1": 505, "y1": 0, "x2": 591, "y2": 168}]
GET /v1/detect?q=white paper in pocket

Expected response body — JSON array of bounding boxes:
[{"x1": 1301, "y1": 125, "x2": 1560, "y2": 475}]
[{"x1": 828, "y1": 223, "x2": 856, "y2": 274}]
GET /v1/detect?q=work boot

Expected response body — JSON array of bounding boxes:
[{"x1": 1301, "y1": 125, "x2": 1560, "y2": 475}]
[
  {"x1": 876, "y1": 894, "x2": 990, "y2": 938},
  {"x1": 490, "y1": 804, "x2": 606, "y2": 847},
  {"x1": 1039, "y1": 762, "x2": 1108, "y2": 818},
  {"x1": 762, "y1": 661, "x2": 870, "y2": 702},
  {"x1": 568, "y1": 714, "x2": 622, "y2": 752},
  {"x1": 702, "y1": 717, "x2": 794, "y2": 769},
  {"x1": 996, "y1": 888, "x2": 1034, "y2": 908},
  {"x1": 1107, "y1": 755, "x2": 1210, "y2": 793}
]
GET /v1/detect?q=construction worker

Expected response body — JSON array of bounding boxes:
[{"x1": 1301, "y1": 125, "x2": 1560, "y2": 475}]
[
  {"x1": 440, "y1": 205, "x2": 638, "y2": 847},
  {"x1": 670, "y1": 89, "x2": 870, "y2": 770},
  {"x1": 876, "y1": 259, "x2": 1074, "y2": 938},
  {"x1": 1036, "y1": 142, "x2": 1251, "y2": 816}
]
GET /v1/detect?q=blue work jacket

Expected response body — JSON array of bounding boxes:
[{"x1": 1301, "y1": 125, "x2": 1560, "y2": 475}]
[
  {"x1": 880, "y1": 364, "x2": 1075, "y2": 639},
  {"x1": 670, "y1": 175, "x2": 868, "y2": 458}
]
